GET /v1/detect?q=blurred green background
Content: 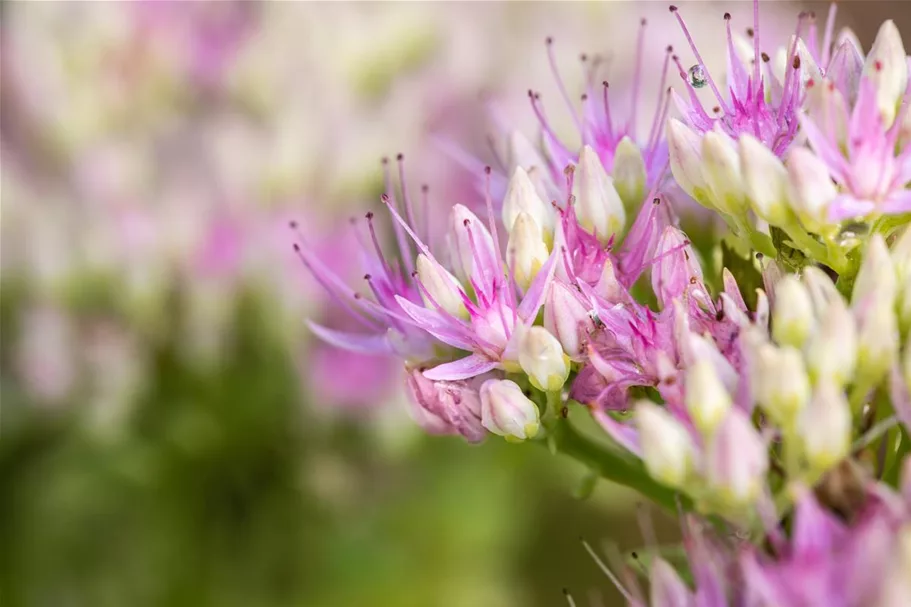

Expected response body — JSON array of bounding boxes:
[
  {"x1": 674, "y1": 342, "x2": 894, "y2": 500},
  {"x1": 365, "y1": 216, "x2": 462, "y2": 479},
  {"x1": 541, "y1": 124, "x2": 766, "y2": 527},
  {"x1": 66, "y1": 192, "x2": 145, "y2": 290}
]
[{"x1": 1, "y1": 2, "x2": 901, "y2": 606}]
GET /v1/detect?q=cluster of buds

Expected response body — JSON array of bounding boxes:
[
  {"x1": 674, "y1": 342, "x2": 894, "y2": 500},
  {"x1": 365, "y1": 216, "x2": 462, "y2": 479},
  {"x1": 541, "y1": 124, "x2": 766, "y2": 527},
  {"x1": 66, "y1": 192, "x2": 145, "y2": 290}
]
[
  {"x1": 668, "y1": 13, "x2": 911, "y2": 275},
  {"x1": 302, "y1": 0, "x2": 911, "y2": 600}
]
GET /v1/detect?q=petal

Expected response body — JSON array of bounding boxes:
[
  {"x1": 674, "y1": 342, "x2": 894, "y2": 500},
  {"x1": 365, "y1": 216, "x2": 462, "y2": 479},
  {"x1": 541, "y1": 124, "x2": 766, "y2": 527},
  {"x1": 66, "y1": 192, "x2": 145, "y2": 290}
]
[
  {"x1": 827, "y1": 194, "x2": 876, "y2": 222},
  {"x1": 395, "y1": 295, "x2": 478, "y2": 351},
  {"x1": 799, "y1": 114, "x2": 850, "y2": 183},
  {"x1": 307, "y1": 322, "x2": 392, "y2": 354},
  {"x1": 516, "y1": 249, "x2": 557, "y2": 323},
  {"x1": 423, "y1": 354, "x2": 499, "y2": 381},
  {"x1": 591, "y1": 409, "x2": 641, "y2": 457},
  {"x1": 881, "y1": 190, "x2": 911, "y2": 215}
]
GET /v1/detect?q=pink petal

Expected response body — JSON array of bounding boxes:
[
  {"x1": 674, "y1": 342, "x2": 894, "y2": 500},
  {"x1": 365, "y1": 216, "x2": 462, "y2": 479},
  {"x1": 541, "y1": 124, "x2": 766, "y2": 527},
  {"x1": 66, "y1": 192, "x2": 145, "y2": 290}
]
[
  {"x1": 891, "y1": 362, "x2": 911, "y2": 431},
  {"x1": 591, "y1": 409, "x2": 641, "y2": 457},
  {"x1": 516, "y1": 250, "x2": 557, "y2": 322},
  {"x1": 423, "y1": 354, "x2": 498, "y2": 381},
  {"x1": 881, "y1": 190, "x2": 911, "y2": 215},
  {"x1": 307, "y1": 322, "x2": 392, "y2": 354},
  {"x1": 395, "y1": 295, "x2": 477, "y2": 351},
  {"x1": 799, "y1": 115, "x2": 849, "y2": 183},
  {"x1": 827, "y1": 194, "x2": 876, "y2": 221}
]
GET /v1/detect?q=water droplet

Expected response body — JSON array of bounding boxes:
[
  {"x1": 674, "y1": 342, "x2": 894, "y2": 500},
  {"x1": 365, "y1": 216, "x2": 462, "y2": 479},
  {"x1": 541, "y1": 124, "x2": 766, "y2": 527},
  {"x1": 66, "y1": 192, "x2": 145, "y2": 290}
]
[
  {"x1": 688, "y1": 64, "x2": 707, "y2": 89},
  {"x1": 836, "y1": 222, "x2": 869, "y2": 247}
]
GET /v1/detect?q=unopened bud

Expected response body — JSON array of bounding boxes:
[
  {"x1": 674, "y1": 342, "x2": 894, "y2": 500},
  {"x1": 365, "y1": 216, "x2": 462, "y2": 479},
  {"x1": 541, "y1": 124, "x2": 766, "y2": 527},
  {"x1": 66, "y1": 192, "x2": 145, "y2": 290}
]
[
  {"x1": 740, "y1": 134, "x2": 793, "y2": 227},
  {"x1": 797, "y1": 383, "x2": 852, "y2": 474},
  {"x1": 752, "y1": 344, "x2": 811, "y2": 429},
  {"x1": 685, "y1": 360, "x2": 732, "y2": 437},
  {"x1": 786, "y1": 146, "x2": 837, "y2": 232},
  {"x1": 702, "y1": 128, "x2": 746, "y2": 216},
  {"x1": 856, "y1": 298, "x2": 899, "y2": 386},
  {"x1": 704, "y1": 410, "x2": 768, "y2": 510},
  {"x1": 806, "y1": 297, "x2": 857, "y2": 387},
  {"x1": 519, "y1": 326, "x2": 570, "y2": 392},
  {"x1": 636, "y1": 401, "x2": 695, "y2": 489},
  {"x1": 507, "y1": 212, "x2": 550, "y2": 291},
  {"x1": 864, "y1": 20, "x2": 908, "y2": 126},
  {"x1": 544, "y1": 281, "x2": 594, "y2": 360},
  {"x1": 572, "y1": 145, "x2": 626, "y2": 245},
  {"x1": 893, "y1": 228, "x2": 911, "y2": 333},
  {"x1": 595, "y1": 258, "x2": 627, "y2": 303},
  {"x1": 502, "y1": 166, "x2": 553, "y2": 234},
  {"x1": 772, "y1": 275, "x2": 815, "y2": 349},
  {"x1": 612, "y1": 136, "x2": 647, "y2": 209},
  {"x1": 448, "y1": 204, "x2": 497, "y2": 284},
  {"x1": 480, "y1": 379, "x2": 540, "y2": 442},
  {"x1": 853, "y1": 235, "x2": 897, "y2": 308},
  {"x1": 416, "y1": 254, "x2": 468, "y2": 319},
  {"x1": 667, "y1": 118, "x2": 711, "y2": 207}
]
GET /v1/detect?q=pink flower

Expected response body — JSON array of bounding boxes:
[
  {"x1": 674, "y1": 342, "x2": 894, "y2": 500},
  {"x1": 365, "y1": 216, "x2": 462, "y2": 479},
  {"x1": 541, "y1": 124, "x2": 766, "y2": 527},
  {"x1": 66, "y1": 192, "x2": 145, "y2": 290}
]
[
  {"x1": 800, "y1": 72, "x2": 911, "y2": 221},
  {"x1": 669, "y1": 1, "x2": 811, "y2": 157}
]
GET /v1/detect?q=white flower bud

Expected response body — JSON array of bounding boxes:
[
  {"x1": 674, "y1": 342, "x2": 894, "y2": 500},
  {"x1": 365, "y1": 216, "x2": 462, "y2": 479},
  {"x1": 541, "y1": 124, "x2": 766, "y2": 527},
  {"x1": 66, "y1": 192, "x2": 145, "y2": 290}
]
[
  {"x1": 636, "y1": 401, "x2": 695, "y2": 489},
  {"x1": 772, "y1": 275, "x2": 815, "y2": 349},
  {"x1": 893, "y1": 228, "x2": 911, "y2": 332},
  {"x1": 786, "y1": 147, "x2": 837, "y2": 232},
  {"x1": 853, "y1": 235, "x2": 897, "y2": 309},
  {"x1": 506, "y1": 212, "x2": 550, "y2": 291},
  {"x1": 667, "y1": 117, "x2": 711, "y2": 207},
  {"x1": 704, "y1": 410, "x2": 768, "y2": 510},
  {"x1": 806, "y1": 297, "x2": 857, "y2": 387},
  {"x1": 740, "y1": 134, "x2": 793, "y2": 227},
  {"x1": 612, "y1": 136, "x2": 647, "y2": 208},
  {"x1": 447, "y1": 204, "x2": 496, "y2": 283},
  {"x1": 518, "y1": 326, "x2": 570, "y2": 392},
  {"x1": 480, "y1": 379, "x2": 540, "y2": 442},
  {"x1": 856, "y1": 298, "x2": 899, "y2": 386},
  {"x1": 797, "y1": 383, "x2": 852, "y2": 474},
  {"x1": 544, "y1": 281, "x2": 594, "y2": 360},
  {"x1": 864, "y1": 20, "x2": 909, "y2": 126},
  {"x1": 572, "y1": 145, "x2": 626, "y2": 246},
  {"x1": 685, "y1": 360, "x2": 732, "y2": 437},
  {"x1": 502, "y1": 166, "x2": 553, "y2": 234},
  {"x1": 702, "y1": 128, "x2": 746, "y2": 216},
  {"x1": 416, "y1": 254, "x2": 468, "y2": 319},
  {"x1": 752, "y1": 344, "x2": 811, "y2": 429},
  {"x1": 802, "y1": 266, "x2": 842, "y2": 318}
]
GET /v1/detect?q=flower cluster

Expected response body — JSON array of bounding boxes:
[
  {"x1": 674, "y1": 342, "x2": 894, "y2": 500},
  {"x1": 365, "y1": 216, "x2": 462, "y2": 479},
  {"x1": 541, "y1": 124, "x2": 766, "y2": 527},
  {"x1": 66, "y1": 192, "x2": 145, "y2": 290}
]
[{"x1": 302, "y1": 0, "x2": 911, "y2": 603}]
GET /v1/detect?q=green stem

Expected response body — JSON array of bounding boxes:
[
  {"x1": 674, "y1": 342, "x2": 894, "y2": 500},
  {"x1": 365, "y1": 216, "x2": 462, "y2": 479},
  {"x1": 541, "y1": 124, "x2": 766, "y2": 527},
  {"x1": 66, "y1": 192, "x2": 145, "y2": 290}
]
[
  {"x1": 782, "y1": 225, "x2": 834, "y2": 271},
  {"x1": 543, "y1": 414, "x2": 685, "y2": 514}
]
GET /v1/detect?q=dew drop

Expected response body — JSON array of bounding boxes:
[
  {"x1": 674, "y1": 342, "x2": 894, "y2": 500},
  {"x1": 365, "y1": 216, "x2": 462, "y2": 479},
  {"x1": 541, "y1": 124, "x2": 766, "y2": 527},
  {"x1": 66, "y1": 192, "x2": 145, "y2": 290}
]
[{"x1": 688, "y1": 64, "x2": 707, "y2": 89}]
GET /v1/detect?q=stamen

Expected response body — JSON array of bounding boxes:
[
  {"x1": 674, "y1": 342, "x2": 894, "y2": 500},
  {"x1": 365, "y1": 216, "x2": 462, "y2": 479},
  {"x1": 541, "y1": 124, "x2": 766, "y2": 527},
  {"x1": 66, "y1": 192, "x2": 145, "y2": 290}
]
[
  {"x1": 671, "y1": 5, "x2": 732, "y2": 115},
  {"x1": 644, "y1": 47, "x2": 673, "y2": 159},
  {"x1": 628, "y1": 18, "x2": 648, "y2": 138},
  {"x1": 396, "y1": 153, "x2": 419, "y2": 232},
  {"x1": 751, "y1": 0, "x2": 761, "y2": 84},
  {"x1": 822, "y1": 2, "x2": 838, "y2": 67},
  {"x1": 581, "y1": 538, "x2": 633, "y2": 602},
  {"x1": 291, "y1": 242, "x2": 383, "y2": 331},
  {"x1": 601, "y1": 81, "x2": 615, "y2": 143},
  {"x1": 546, "y1": 37, "x2": 584, "y2": 135},
  {"x1": 563, "y1": 589, "x2": 577, "y2": 607},
  {"x1": 671, "y1": 54, "x2": 714, "y2": 123},
  {"x1": 365, "y1": 211, "x2": 395, "y2": 284},
  {"x1": 381, "y1": 158, "x2": 416, "y2": 275},
  {"x1": 724, "y1": 10, "x2": 749, "y2": 93},
  {"x1": 484, "y1": 165, "x2": 514, "y2": 311},
  {"x1": 420, "y1": 184, "x2": 431, "y2": 249},
  {"x1": 646, "y1": 88, "x2": 672, "y2": 164}
]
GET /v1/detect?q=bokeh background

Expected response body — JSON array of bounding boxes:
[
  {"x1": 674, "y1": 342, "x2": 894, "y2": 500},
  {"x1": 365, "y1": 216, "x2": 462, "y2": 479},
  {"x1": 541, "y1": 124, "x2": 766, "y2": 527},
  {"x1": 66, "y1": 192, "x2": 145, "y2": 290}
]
[{"x1": 1, "y1": 2, "x2": 906, "y2": 606}]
